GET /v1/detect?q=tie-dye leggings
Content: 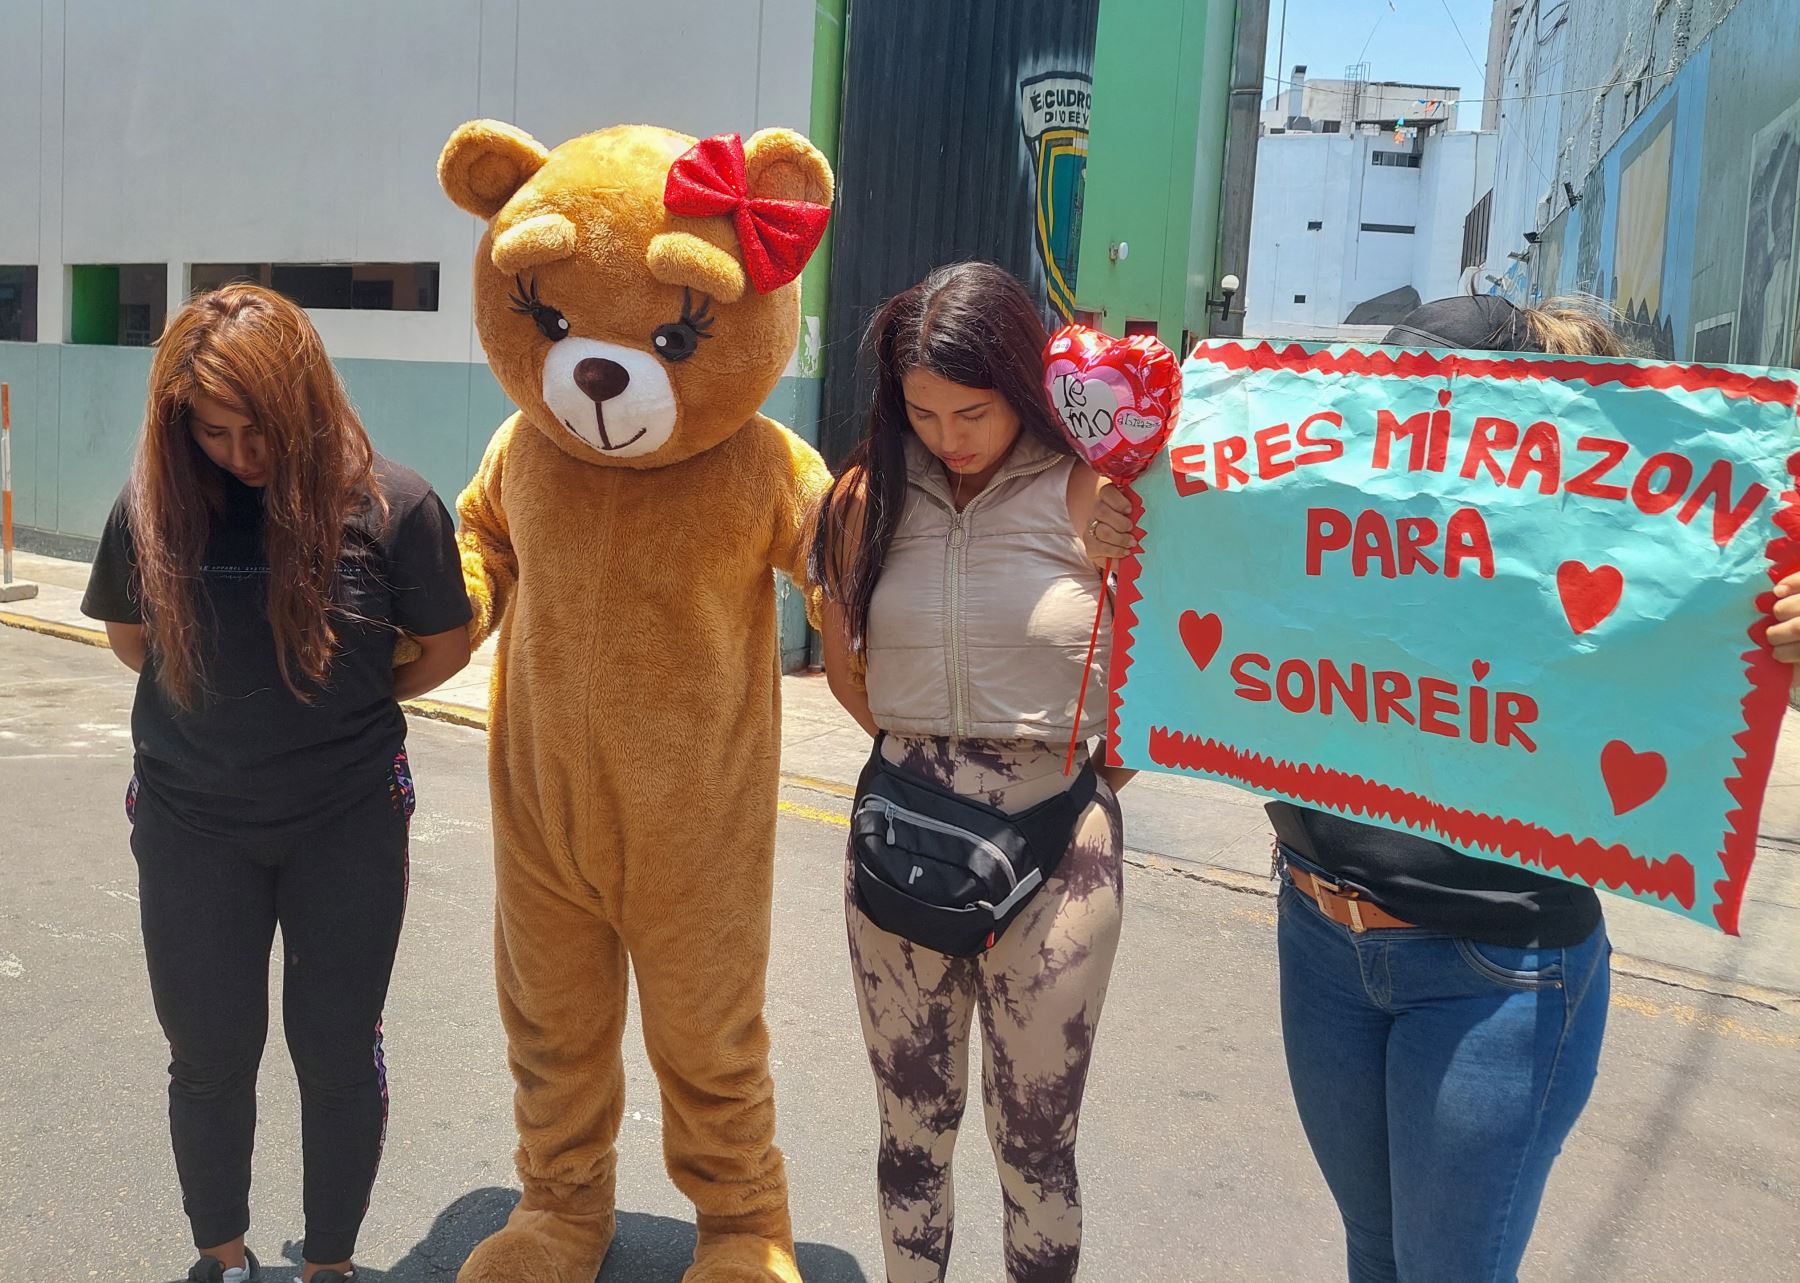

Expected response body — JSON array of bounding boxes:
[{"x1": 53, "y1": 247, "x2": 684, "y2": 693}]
[{"x1": 846, "y1": 736, "x2": 1124, "y2": 1283}]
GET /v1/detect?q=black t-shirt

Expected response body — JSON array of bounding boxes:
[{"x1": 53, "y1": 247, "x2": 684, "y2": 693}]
[
  {"x1": 1268, "y1": 801, "x2": 1602, "y2": 948},
  {"x1": 82, "y1": 456, "x2": 472, "y2": 841}
]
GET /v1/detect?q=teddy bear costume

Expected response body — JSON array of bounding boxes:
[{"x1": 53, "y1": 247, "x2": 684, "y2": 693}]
[{"x1": 437, "y1": 119, "x2": 833, "y2": 1283}]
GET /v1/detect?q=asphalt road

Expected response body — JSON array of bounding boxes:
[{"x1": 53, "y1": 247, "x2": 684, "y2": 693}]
[{"x1": 3, "y1": 624, "x2": 1798, "y2": 1281}]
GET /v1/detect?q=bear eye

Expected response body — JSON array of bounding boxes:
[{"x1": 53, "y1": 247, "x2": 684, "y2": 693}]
[
  {"x1": 651, "y1": 289, "x2": 715, "y2": 364},
  {"x1": 508, "y1": 274, "x2": 570, "y2": 342}
]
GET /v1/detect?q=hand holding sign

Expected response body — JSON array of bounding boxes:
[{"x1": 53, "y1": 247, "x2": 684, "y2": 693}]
[{"x1": 1044, "y1": 324, "x2": 1182, "y2": 771}]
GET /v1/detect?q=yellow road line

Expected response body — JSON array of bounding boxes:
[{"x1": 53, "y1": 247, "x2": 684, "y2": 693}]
[
  {"x1": 779, "y1": 798, "x2": 850, "y2": 828},
  {"x1": 0, "y1": 611, "x2": 109, "y2": 648}
]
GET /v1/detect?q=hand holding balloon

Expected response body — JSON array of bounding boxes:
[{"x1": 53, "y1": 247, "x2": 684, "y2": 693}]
[
  {"x1": 1082, "y1": 482, "x2": 1138, "y2": 562},
  {"x1": 1043, "y1": 324, "x2": 1182, "y2": 772}
]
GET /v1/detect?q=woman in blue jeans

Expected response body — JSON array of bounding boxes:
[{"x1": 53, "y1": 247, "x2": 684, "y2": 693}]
[
  {"x1": 1089, "y1": 293, "x2": 1800, "y2": 1281},
  {"x1": 1268, "y1": 296, "x2": 1620, "y2": 1283}
]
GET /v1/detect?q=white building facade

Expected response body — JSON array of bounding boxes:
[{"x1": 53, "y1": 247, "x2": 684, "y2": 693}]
[{"x1": 1244, "y1": 125, "x2": 1496, "y2": 341}]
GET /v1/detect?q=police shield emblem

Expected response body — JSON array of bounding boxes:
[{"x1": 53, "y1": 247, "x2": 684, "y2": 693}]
[{"x1": 1019, "y1": 71, "x2": 1092, "y2": 320}]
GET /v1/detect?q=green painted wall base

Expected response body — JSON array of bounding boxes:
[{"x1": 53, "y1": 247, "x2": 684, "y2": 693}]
[{"x1": 0, "y1": 341, "x2": 823, "y2": 669}]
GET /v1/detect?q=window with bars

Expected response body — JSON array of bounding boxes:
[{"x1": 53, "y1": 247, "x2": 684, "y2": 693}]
[{"x1": 1462, "y1": 190, "x2": 1494, "y2": 271}]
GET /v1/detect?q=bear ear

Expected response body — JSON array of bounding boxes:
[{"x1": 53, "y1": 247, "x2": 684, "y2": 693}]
[
  {"x1": 743, "y1": 129, "x2": 834, "y2": 207},
  {"x1": 439, "y1": 120, "x2": 551, "y2": 219}
]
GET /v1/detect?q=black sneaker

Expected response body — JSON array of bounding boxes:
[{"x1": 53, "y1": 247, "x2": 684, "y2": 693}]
[
  {"x1": 186, "y1": 1249, "x2": 260, "y2": 1282},
  {"x1": 308, "y1": 1272, "x2": 355, "y2": 1283}
]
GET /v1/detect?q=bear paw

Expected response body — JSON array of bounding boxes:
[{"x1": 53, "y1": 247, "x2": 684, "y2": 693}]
[
  {"x1": 683, "y1": 1232, "x2": 802, "y2": 1283},
  {"x1": 458, "y1": 1207, "x2": 617, "y2": 1283}
]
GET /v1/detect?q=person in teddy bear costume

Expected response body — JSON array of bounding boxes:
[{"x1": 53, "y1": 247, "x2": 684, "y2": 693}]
[{"x1": 436, "y1": 118, "x2": 834, "y2": 1283}]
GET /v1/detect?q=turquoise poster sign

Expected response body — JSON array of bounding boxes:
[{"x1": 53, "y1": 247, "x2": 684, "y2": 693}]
[{"x1": 1109, "y1": 341, "x2": 1800, "y2": 931}]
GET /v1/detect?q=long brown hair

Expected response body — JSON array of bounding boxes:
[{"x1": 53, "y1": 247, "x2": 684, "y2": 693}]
[
  {"x1": 809, "y1": 262, "x2": 1072, "y2": 659},
  {"x1": 130, "y1": 284, "x2": 382, "y2": 705}
]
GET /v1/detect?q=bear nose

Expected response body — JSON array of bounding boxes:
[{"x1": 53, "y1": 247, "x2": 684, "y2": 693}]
[{"x1": 574, "y1": 358, "x2": 631, "y2": 403}]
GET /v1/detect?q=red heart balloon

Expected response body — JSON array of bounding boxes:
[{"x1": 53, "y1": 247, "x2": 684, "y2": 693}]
[{"x1": 1043, "y1": 325, "x2": 1182, "y2": 484}]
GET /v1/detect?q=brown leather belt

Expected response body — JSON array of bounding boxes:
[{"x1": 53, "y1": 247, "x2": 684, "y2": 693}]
[{"x1": 1285, "y1": 866, "x2": 1415, "y2": 932}]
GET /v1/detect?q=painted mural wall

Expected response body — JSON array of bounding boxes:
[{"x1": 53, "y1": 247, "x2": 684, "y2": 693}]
[{"x1": 1485, "y1": 0, "x2": 1799, "y2": 367}]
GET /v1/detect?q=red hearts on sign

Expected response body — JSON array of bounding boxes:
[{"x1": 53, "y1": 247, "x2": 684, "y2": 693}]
[
  {"x1": 1043, "y1": 324, "x2": 1182, "y2": 485},
  {"x1": 1179, "y1": 610, "x2": 1222, "y2": 672},
  {"x1": 1557, "y1": 561, "x2": 1625, "y2": 635},
  {"x1": 1471, "y1": 659, "x2": 1491, "y2": 682},
  {"x1": 1600, "y1": 739, "x2": 1666, "y2": 815}
]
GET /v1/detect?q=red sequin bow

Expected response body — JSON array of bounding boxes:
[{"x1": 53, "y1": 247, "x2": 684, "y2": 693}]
[{"x1": 663, "y1": 133, "x2": 830, "y2": 294}]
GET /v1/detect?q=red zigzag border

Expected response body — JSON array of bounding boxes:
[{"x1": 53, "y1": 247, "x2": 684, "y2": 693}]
[{"x1": 1108, "y1": 345, "x2": 1800, "y2": 934}]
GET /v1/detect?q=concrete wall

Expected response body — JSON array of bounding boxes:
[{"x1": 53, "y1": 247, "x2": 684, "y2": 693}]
[
  {"x1": 0, "y1": 0, "x2": 827, "y2": 663},
  {"x1": 1411, "y1": 131, "x2": 1495, "y2": 299},
  {"x1": 1483, "y1": 0, "x2": 1800, "y2": 367},
  {"x1": 1481, "y1": 1, "x2": 1522, "y2": 132},
  {"x1": 1243, "y1": 129, "x2": 1493, "y2": 340}
]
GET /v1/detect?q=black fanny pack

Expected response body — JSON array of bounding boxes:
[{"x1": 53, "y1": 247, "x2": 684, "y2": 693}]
[{"x1": 851, "y1": 738, "x2": 1100, "y2": 956}]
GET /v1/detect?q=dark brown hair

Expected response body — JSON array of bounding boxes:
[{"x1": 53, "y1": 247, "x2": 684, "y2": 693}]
[
  {"x1": 130, "y1": 284, "x2": 383, "y2": 705},
  {"x1": 809, "y1": 262, "x2": 1072, "y2": 658}
]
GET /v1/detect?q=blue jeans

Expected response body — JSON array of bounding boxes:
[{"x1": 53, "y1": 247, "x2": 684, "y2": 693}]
[{"x1": 1277, "y1": 853, "x2": 1611, "y2": 1283}]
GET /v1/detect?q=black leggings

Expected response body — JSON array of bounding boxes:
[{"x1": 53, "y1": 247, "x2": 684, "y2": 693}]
[{"x1": 129, "y1": 752, "x2": 413, "y2": 1265}]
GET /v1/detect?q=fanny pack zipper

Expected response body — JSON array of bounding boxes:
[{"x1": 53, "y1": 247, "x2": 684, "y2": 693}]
[{"x1": 858, "y1": 797, "x2": 1020, "y2": 887}]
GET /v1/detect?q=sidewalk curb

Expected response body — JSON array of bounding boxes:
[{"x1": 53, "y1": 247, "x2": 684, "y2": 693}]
[
  {"x1": 8, "y1": 608, "x2": 1798, "y2": 1013},
  {"x1": 0, "y1": 611, "x2": 497, "y2": 731},
  {"x1": 405, "y1": 697, "x2": 489, "y2": 731},
  {"x1": 0, "y1": 611, "x2": 110, "y2": 649}
]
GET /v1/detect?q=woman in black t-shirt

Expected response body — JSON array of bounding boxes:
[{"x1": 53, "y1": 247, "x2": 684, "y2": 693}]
[
  {"x1": 1086, "y1": 295, "x2": 1800, "y2": 1282},
  {"x1": 81, "y1": 285, "x2": 473, "y2": 1283}
]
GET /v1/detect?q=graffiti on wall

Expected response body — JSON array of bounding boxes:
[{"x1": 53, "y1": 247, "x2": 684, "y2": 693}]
[
  {"x1": 1534, "y1": 209, "x2": 1568, "y2": 305},
  {"x1": 1736, "y1": 99, "x2": 1800, "y2": 367},
  {"x1": 1507, "y1": 2, "x2": 1800, "y2": 368},
  {"x1": 1019, "y1": 70, "x2": 1091, "y2": 320},
  {"x1": 1572, "y1": 168, "x2": 1608, "y2": 300},
  {"x1": 1613, "y1": 99, "x2": 1677, "y2": 358}
]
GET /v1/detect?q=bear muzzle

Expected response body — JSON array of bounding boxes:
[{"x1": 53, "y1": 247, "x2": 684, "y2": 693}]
[{"x1": 541, "y1": 337, "x2": 679, "y2": 459}]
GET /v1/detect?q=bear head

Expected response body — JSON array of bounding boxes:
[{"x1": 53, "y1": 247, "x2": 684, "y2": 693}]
[{"x1": 439, "y1": 121, "x2": 832, "y2": 469}]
